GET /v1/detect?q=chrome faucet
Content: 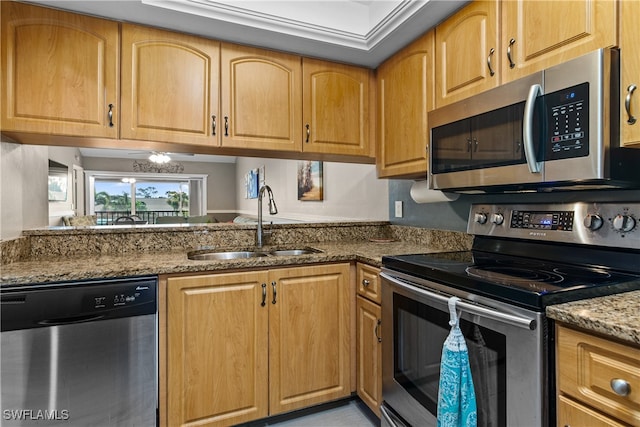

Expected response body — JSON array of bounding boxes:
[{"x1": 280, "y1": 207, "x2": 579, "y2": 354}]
[{"x1": 257, "y1": 185, "x2": 278, "y2": 248}]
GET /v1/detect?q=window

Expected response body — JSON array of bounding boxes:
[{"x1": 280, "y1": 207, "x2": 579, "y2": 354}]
[{"x1": 85, "y1": 171, "x2": 207, "y2": 225}]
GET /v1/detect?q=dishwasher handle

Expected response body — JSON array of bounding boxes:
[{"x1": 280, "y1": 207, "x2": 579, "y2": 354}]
[{"x1": 38, "y1": 314, "x2": 106, "y2": 326}]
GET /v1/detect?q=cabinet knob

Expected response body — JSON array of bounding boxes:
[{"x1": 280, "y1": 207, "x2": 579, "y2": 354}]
[
  {"x1": 362, "y1": 279, "x2": 370, "y2": 287},
  {"x1": 610, "y1": 378, "x2": 631, "y2": 396}
]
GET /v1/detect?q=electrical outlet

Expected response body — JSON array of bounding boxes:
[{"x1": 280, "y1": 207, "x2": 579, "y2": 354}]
[{"x1": 395, "y1": 201, "x2": 403, "y2": 218}]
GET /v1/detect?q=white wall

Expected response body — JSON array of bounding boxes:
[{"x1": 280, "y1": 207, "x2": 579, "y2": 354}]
[
  {"x1": 235, "y1": 157, "x2": 389, "y2": 222},
  {"x1": 0, "y1": 142, "x2": 48, "y2": 239}
]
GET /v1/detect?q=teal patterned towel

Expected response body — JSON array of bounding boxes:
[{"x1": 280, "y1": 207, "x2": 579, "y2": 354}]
[{"x1": 437, "y1": 297, "x2": 477, "y2": 427}]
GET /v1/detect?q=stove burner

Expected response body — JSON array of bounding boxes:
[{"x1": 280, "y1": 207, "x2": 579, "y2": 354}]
[
  {"x1": 466, "y1": 266, "x2": 565, "y2": 284},
  {"x1": 552, "y1": 266, "x2": 612, "y2": 281}
]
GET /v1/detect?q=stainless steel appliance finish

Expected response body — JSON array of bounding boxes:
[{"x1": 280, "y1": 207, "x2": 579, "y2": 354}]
[
  {"x1": 1, "y1": 277, "x2": 158, "y2": 426},
  {"x1": 381, "y1": 202, "x2": 640, "y2": 427},
  {"x1": 427, "y1": 48, "x2": 640, "y2": 193}
]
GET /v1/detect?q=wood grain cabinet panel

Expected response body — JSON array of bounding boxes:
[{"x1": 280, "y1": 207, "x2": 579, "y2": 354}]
[
  {"x1": 435, "y1": 0, "x2": 500, "y2": 108},
  {"x1": 501, "y1": 0, "x2": 617, "y2": 82},
  {"x1": 556, "y1": 325, "x2": 640, "y2": 426},
  {"x1": 376, "y1": 30, "x2": 435, "y2": 178},
  {"x1": 220, "y1": 43, "x2": 302, "y2": 152},
  {"x1": 356, "y1": 295, "x2": 382, "y2": 418},
  {"x1": 165, "y1": 263, "x2": 350, "y2": 427},
  {"x1": 620, "y1": 0, "x2": 640, "y2": 148},
  {"x1": 302, "y1": 59, "x2": 373, "y2": 157},
  {"x1": 121, "y1": 24, "x2": 220, "y2": 146},
  {"x1": 1, "y1": 1, "x2": 119, "y2": 138}
]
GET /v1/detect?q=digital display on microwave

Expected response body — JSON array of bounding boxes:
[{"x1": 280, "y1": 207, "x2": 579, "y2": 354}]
[{"x1": 544, "y1": 82, "x2": 589, "y2": 161}]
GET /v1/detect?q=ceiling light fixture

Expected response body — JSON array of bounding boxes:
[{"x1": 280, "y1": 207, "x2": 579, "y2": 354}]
[{"x1": 149, "y1": 152, "x2": 171, "y2": 164}]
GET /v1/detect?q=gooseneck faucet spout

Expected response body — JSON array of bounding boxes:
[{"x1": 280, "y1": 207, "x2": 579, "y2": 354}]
[{"x1": 257, "y1": 185, "x2": 278, "y2": 248}]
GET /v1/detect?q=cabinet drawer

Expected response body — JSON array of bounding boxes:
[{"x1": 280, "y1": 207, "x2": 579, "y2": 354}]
[
  {"x1": 557, "y1": 326, "x2": 640, "y2": 426},
  {"x1": 558, "y1": 395, "x2": 628, "y2": 427},
  {"x1": 356, "y1": 263, "x2": 381, "y2": 304}
]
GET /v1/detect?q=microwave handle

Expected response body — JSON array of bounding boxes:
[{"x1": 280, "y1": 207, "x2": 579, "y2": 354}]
[
  {"x1": 381, "y1": 272, "x2": 537, "y2": 331},
  {"x1": 523, "y1": 84, "x2": 543, "y2": 173}
]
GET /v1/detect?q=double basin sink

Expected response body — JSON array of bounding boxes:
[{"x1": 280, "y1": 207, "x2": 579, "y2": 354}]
[{"x1": 187, "y1": 247, "x2": 322, "y2": 261}]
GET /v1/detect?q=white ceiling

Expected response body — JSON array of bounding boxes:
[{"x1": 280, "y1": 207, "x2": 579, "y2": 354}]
[
  {"x1": 26, "y1": 0, "x2": 468, "y2": 68},
  {"x1": 79, "y1": 148, "x2": 237, "y2": 163}
]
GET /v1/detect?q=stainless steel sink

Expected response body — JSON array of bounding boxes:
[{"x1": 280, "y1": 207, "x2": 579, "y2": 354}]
[
  {"x1": 187, "y1": 250, "x2": 268, "y2": 260},
  {"x1": 268, "y1": 247, "x2": 323, "y2": 256}
]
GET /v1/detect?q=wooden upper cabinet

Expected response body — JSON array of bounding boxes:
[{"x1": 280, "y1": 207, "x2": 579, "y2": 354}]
[
  {"x1": 376, "y1": 30, "x2": 435, "y2": 178},
  {"x1": 501, "y1": 0, "x2": 617, "y2": 82},
  {"x1": 435, "y1": 0, "x2": 500, "y2": 108},
  {"x1": 302, "y1": 59, "x2": 373, "y2": 157},
  {"x1": 220, "y1": 44, "x2": 302, "y2": 152},
  {"x1": 620, "y1": 0, "x2": 640, "y2": 148},
  {"x1": 120, "y1": 24, "x2": 220, "y2": 146},
  {"x1": 1, "y1": 1, "x2": 119, "y2": 138}
]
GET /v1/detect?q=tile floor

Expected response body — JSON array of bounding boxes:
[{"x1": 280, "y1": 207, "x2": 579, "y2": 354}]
[{"x1": 239, "y1": 398, "x2": 379, "y2": 427}]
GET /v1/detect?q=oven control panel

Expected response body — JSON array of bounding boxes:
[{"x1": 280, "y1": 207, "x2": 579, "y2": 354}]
[{"x1": 468, "y1": 203, "x2": 640, "y2": 249}]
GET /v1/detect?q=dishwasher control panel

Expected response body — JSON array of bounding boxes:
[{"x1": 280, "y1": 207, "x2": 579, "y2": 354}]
[{"x1": 87, "y1": 283, "x2": 155, "y2": 310}]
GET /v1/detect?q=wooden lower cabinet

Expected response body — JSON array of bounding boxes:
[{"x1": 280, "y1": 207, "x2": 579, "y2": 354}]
[
  {"x1": 556, "y1": 325, "x2": 640, "y2": 426},
  {"x1": 356, "y1": 295, "x2": 382, "y2": 417},
  {"x1": 165, "y1": 263, "x2": 351, "y2": 427}
]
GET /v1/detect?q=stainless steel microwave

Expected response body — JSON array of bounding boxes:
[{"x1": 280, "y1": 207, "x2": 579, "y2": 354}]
[{"x1": 428, "y1": 48, "x2": 640, "y2": 193}]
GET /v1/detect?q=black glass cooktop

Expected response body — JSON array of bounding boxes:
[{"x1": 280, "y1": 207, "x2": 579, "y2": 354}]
[{"x1": 383, "y1": 248, "x2": 640, "y2": 311}]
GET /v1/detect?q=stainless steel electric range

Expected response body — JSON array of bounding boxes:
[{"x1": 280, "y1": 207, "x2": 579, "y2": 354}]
[{"x1": 380, "y1": 202, "x2": 640, "y2": 427}]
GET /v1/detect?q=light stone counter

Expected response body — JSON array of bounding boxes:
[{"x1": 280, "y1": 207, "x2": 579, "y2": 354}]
[{"x1": 546, "y1": 290, "x2": 640, "y2": 346}]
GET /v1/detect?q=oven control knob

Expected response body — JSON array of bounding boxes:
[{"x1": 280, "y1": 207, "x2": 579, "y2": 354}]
[
  {"x1": 583, "y1": 214, "x2": 603, "y2": 231},
  {"x1": 474, "y1": 212, "x2": 488, "y2": 224},
  {"x1": 613, "y1": 214, "x2": 636, "y2": 232},
  {"x1": 490, "y1": 213, "x2": 504, "y2": 225}
]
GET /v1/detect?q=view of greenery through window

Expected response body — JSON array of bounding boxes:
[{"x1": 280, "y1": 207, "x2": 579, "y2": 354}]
[{"x1": 94, "y1": 179, "x2": 189, "y2": 223}]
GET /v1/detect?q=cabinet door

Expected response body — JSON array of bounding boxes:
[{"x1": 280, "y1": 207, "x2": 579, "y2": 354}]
[
  {"x1": 356, "y1": 296, "x2": 382, "y2": 418},
  {"x1": 269, "y1": 263, "x2": 351, "y2": 414},
  {"x1": 377, "y1": 30, "x2": 435, "y2": 178},
  {"x1": 221, "y1": 44, "x2": 302, "y2": 152},
  {"x1": 435, "y1": 0, "x2": 500, "y2": 108},
  {"x1": 167, "y1": 272, "x2": 269, "y2": 427},
  {"x1": 356, "y1": 263, "x2": 381, "y2": 304},
  {"x1": 1, "y1": 1, "x2": 118, "y2": 138},
  {"x1": 558, "y1": 395, "x2": 627, "y2": 427},
  {"x1": 302, "y1": 58, "x2": 373, "y2": 157},
  {"x1": 621, "y1": 0, "x2": 640, "y2": 147},
  {"x1": 501, "y1": 0, "x2": 616, "y2": 82},
  {"x1": 121, "y1": 24, "x2": 219, "y2": 146}
]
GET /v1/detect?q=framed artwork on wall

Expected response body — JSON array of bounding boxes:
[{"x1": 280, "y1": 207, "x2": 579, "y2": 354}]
[
  {"x1": 245, "y1": 168, "x2": 259, "y2": 199},
  {"x1": 48, "y1": 160, "x2": 68, "y2": 202},
  {"x1": 297, "y1": 161, "x2": 323, "y2": 201}
]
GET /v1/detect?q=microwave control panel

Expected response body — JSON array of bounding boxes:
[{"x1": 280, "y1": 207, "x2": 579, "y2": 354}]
[
  {"x1": 468, "y1": 203, "x2": 639, "y2": 249},
  {"x1": 545, "y1": 82, "x2": 589, "y2": 161}
]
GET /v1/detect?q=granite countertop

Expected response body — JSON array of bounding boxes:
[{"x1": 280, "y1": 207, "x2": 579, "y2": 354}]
[
  {"x1": 546, "y1": 290, "x2": 640, "y2": 346},
  {"x1": 0, "y1": 240, "x2": 435, "y2": 286}
]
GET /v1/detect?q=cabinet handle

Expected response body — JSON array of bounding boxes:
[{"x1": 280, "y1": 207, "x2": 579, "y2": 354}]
[
  {"x1": 271, "y1": 281, "x2": 277, "y2": 304},
  {"x1": 487, "y1": 48, "x2": 495, "y2": 76},
  {"x1": 108, "y1": 104, "x2": 114, "y2": 127},
  {"x1": 507, "y1": 38, "x2": 516, "y2": 69},
  {"x1": 305, "y1": 123, "x2": 310, "y2": 143},
  {"x1": 212, "y1": 115, "x2": 217, "y2": 135},
  {"x1": 625, "y1": 84, "x2": 637, "y2": 125},
  {"x1": 610, "y1": 378, "x2": 631, "y2": 396},
  {"x1": 374, "y1": 319, "x2": 382, "y2": 343},
  {"x1": 362, "y1": 279, "x2": 370, "y2": 287},
  {"x1": 261, "y1": 283, "x2": 267, "y2": 307},
  {"x1": 473, "y1": 137, "x2": 478, "y2": 152},
  {"x1": 224, "y1": 116, "x2": 229, "y2": 136},
  {"x1": 466, "y1": 138, "x2": 472, "y2": 152}
]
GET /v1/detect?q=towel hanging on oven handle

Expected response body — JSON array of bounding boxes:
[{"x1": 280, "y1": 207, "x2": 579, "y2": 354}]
[{"x1": 437, "y1": 296, "x2": 478, "y2": 427}]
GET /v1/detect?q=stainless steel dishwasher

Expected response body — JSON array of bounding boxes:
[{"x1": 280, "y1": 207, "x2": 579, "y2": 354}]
[{"x1": 1, "y1": 276, "x2": 158, "y2": 426}]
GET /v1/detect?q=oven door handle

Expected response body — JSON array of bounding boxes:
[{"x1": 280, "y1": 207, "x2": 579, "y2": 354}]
[{"x1": 381, "y1": 272, "x2": 537, "y2": 331}]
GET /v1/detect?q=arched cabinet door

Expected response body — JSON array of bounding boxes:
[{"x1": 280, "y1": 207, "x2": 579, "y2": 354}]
[
  {"x1": 302, "y1": 58, "x2": 373, "y2": 158},
  {"x1": 377, "y1": 30, "x2": 435, "y2": 178},
  {"x1": 120, "y1": 24, "x2": 220, "y2": 146},
  {"x1": 1, "y1": 1, "x2": 118, "y2": 138},
  {"x1": 220, "y1": 43, "x2": 302, "y2": 152}
]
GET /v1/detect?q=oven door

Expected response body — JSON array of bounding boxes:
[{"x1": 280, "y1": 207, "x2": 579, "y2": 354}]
[{"x1": 381, "y1": 270, "x2": 548, "y2": 427}]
